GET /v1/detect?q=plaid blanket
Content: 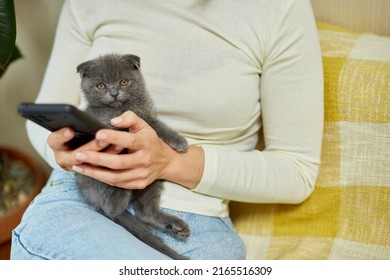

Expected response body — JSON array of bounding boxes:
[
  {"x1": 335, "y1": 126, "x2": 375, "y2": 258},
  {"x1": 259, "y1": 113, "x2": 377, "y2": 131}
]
[{"x1": 230, "y1": 22, "x2": 390, "y2": 260}]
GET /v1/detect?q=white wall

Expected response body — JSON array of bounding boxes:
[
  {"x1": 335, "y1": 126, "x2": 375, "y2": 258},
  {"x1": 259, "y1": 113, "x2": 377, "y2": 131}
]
[
  {"x1": 0, "y1": 0, "x2": 63, "y2": 170},
  {"x1": 311, "y1": 0, "x2": 390, "y2": 36}
]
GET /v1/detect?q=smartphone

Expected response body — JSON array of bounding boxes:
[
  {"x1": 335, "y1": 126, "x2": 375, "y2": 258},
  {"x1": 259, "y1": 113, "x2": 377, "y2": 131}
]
[{"x1": 18, "y1": 102, "x2": 107, "y2": 148}]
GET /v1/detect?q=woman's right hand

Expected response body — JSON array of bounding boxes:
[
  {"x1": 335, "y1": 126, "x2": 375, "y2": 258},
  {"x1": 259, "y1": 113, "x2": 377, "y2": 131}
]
[{"x1": 47, "y1": 127, "x2": 109, "y2": 171}]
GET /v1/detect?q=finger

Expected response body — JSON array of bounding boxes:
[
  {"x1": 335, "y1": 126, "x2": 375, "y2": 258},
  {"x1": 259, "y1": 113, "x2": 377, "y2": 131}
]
[
  {"x1": 75, "y1": 138, "x2": 110, "y2": 153},
  {"x1": 47, "y1": 127, "x2": 74, "y2": 151},
  {"x1": 95, "y1": 129, "x2": 143, "y2": 151},
  {"x1": 72, "y1": 164, "x2": 150, "y2": 190},
  {"x1": 103, "y1": 144, "x2": 124, "y2": 154},
  {"x1": 110, "y1": 111, "x2": 148, "y2": 131},
  {"x1": 66, "y1": 139, "x2": 110, "y2": 166},
  {"x1": 47, "y1": 128, "x2": 111, "y2": 169},
  {"x1": 73, "y1": 150, "x2": 147, "y2": 170},
  {"x1": 57, "y1": 139, "x2": 109, "y2": 167}
]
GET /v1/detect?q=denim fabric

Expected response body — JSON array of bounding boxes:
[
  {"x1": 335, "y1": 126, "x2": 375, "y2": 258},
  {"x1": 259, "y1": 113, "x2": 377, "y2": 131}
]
[
  {"x1": 156, "y1": 209, "x2": 246, "y2": 260},
  {"x1": 11, "y1": 170, "x2": 246, "y2": 260}
]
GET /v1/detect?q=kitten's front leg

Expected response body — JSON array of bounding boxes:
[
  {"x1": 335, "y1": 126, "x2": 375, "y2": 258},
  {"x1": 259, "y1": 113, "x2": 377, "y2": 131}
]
[{"x1": 147, "y1": 118, "x2": 188, "y2": 153}]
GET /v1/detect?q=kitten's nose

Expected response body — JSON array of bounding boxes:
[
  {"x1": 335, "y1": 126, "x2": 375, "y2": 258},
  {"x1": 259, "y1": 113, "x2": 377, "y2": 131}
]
[{"x1": 110, "y1": 89, "x2": 119, "y2": 98}]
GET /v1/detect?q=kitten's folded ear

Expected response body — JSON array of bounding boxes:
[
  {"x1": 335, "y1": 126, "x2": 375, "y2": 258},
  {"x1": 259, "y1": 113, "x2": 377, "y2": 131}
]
[
  {"x1": 121, "y1": 55, "x2": 141, "y2": 69},
  {"x1": 77, "y1": 60, "x2": 93, "y2": 78}
]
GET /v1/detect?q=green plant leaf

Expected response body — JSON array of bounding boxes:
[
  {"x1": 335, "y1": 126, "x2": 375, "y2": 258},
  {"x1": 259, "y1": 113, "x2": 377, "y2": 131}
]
[
  {"x1": 0, "y1": 45, "x2": 21, "y2": 78},
  {"x1": 0, "y1": 0, "x2": 17, "y2": 71}
]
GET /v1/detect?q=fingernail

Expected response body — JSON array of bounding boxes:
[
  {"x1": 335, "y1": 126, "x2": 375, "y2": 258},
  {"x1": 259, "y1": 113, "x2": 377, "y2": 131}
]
[
  {"x1": 72, "y1": 165, "x2": 84, "y2": 173},
  {"x1": 76, "y1": 152, "x2": 88, "y2": 161},
  {"x1": 96, "y1": 132, "x2": 107, "y2": 140},
  {"x1": 98, "y1": 141, "x2": 107, "y2": 147},
  {"x1": 111, "y1": 117, "x2": 123, "y2": 125},
  {"x1": 64, "y1": 129, "x2": 72, "y2": 138}
]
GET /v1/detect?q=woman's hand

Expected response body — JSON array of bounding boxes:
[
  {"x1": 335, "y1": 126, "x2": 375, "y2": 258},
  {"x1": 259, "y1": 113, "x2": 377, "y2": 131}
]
[
  {"x1": 47, "y1": 127, "x2": 111, "y2": 172},
  {"x1": 70, "y1": 111, "x2": 205, "y2": 190}
]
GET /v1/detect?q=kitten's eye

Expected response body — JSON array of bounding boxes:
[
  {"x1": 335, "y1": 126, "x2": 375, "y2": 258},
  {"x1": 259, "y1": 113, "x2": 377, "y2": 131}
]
[
  {"x1": 96, "y1": 83, "x2": 106, "y2": 90},
  {"x1": 119, "y1": 79, "x2": 129, "y2": 86}
]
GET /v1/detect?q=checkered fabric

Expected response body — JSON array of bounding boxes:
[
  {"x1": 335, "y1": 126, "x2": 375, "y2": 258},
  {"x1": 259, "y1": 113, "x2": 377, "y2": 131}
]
[{"x1": 230, "y1": 22, "x2": 390, "y2": 260}]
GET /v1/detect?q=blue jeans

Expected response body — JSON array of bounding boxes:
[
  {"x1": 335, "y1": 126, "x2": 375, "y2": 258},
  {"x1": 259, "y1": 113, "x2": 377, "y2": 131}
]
[{"x1": 11, "y1": 170, "x2": 246, "y2": 260}]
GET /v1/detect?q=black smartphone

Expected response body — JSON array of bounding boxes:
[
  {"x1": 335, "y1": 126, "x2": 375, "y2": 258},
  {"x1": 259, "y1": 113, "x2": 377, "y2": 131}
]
[{"x1": 18, "y1": 102, "x2": 107, "y2": 148}]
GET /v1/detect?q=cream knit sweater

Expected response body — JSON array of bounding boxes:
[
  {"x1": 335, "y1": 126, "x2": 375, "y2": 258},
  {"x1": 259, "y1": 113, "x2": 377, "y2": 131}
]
[{"x1": 27, "y1": 0, "x2": 324, "y2": 217}]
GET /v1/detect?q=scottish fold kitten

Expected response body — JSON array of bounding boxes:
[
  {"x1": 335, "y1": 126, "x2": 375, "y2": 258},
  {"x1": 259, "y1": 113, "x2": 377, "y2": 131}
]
[{"x1": 75, "y1": 54, "x2": 189, "y2": 259}]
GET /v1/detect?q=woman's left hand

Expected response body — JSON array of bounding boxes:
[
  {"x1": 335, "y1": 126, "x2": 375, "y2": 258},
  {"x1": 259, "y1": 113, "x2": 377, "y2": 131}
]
[{"x1": 71, "y1": 111, "x2": 180, "y2": 190}]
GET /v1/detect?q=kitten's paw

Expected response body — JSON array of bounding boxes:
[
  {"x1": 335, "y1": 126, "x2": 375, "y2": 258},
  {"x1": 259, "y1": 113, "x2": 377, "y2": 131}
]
[
  {"x1": 166, "y1": 219, "x2": 190, "y2": 240},
  {"x1": 167, "y1": 134, "x2": 188, "y2": 153}
]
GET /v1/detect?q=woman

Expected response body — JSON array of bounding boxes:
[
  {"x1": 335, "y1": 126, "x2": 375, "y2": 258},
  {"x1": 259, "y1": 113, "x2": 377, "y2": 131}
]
[{"x1": 11, "y1": 0, "x2": 323, "y2": 259}]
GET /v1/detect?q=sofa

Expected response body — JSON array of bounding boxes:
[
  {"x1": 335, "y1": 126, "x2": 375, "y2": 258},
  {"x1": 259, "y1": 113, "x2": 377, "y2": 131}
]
[{"x1": 230, "y1": 17, "x2": 390, "y2": 259}]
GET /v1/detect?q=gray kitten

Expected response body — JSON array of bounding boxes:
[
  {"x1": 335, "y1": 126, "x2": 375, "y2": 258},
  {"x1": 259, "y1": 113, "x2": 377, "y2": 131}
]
[{"x1": 75, "y1": 54, "x2": 189, "y2": 260}]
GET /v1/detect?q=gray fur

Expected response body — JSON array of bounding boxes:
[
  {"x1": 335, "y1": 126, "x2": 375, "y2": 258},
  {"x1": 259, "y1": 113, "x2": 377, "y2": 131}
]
[{"x1": 75, "y1": 54, "x2": 189, "y2": 259}]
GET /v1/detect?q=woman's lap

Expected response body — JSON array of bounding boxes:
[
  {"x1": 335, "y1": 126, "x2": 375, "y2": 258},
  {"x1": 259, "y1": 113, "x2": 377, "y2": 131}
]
[{"x1": 11, "y1": 170, "x2": 246, "y2": 260}]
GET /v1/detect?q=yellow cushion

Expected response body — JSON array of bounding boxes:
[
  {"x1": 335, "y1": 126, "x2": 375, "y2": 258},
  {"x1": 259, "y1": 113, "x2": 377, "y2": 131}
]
[{"x1": 230, "y1": 22, "x2": 390, "y2": 259}]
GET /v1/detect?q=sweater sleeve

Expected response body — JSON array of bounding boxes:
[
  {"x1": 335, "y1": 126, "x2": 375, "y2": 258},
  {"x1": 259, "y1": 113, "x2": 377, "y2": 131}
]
[
  {"x1": 194, "y1": 0, "x2": 324, "y2": 204},
  {"x1": 27, "y1": 0, "x2": 91, "y2": 169}
]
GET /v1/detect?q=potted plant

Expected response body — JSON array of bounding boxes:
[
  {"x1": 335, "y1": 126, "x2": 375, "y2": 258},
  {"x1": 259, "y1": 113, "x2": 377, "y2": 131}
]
[
  {"x1": 0, "y1": 0, "x2": 21, "y2": 77},
  {"x1": 0, "y1": 0, "x2": 47, "y2": 259},
  {"x1": 0, "y1": 147, "x2": 47, "y2": 259}
]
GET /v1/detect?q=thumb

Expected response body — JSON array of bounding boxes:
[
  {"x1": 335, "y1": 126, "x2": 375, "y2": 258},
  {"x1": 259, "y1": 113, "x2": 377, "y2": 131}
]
[{"x1": 110, "y1": 111, "x2": 148, "y2": 132}]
